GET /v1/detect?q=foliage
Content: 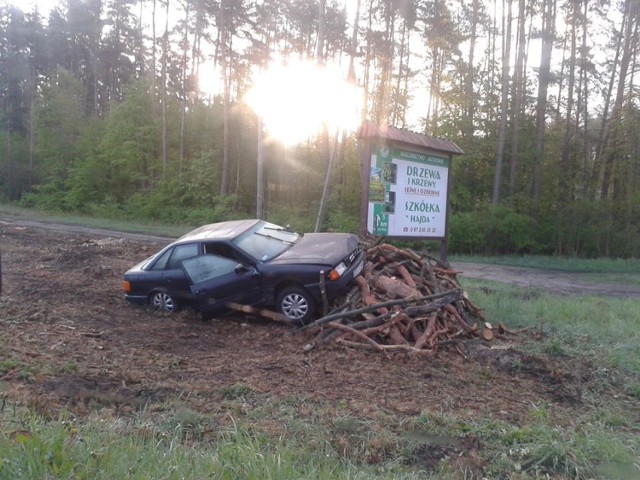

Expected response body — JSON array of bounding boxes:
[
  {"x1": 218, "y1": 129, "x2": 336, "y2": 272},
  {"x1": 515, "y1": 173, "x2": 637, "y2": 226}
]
[
  {"x1": 449, "y1": 204, "x2": 534, "y2": 255},
  {"x1": 447, "y1": 211, "x2": 485, "y2": 254},
  {"x1": 0, "y1": 0, "x2": 639, "y2": 256}
]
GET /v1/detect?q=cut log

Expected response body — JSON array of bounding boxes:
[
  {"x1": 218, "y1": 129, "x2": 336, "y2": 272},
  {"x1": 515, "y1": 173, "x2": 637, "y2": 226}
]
[
  {"x1": 481, "y1": 328, "x2": 494, "y2": 341},
  {"x1": 293, "y1": 241, "x2": 498, "y2": 356},
  {"x1": 374, "y1": 275, "x2": 420, "y2": 299},
  {"x1": 226, "y1": 302, "x2": 291, "y2": 324},
  {"x1": 394, "y1": 263, "x2": 417, "y2": 288},
  {"x1": 326, "y1": 322, "x2": 388, "y2": 354},
  {"x1": 337, "y1": 338, "x2": 437, "y2": 355},
  {"x1": 414, "y1": 314, "x2": 437, "y2": 350}
]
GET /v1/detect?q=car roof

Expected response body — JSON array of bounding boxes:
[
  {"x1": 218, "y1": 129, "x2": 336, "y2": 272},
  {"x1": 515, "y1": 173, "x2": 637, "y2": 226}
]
[{"x1": 176, "y1": 219, "x2": 261, "y2": 243}]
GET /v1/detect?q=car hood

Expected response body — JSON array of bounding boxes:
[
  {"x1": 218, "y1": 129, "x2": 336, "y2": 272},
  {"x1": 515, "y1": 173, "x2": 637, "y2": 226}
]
[{"x1": 270, "y1": 233, "x2": 359, "y2": 265}]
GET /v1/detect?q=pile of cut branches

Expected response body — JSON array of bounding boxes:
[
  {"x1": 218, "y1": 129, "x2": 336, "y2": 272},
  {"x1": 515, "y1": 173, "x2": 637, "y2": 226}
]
[{"x1": 302, "y1": 243, "x2": 493, "y2": 355}]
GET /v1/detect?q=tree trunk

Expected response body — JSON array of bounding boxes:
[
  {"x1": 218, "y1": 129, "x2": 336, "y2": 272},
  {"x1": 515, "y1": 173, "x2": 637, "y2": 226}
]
[
  {"x1": 179, "y1": 1, "x2": 190, "y2": 176},
  {"x1": 532, "y1": 0, "x2": 556, "y2": 212},
  {"x1": 190, "y1": 0, "x2": 203, "y2": 100},
  {"x1": 151, "y1": 0, "x2": 157, "y2": 116},
  {"x1": 316, "y1": 0, "x2": 326, "y2": 62},
  {"x1": 600, "y1": 0, "x2": 638, "y2": 199},
  {"x1": 578, "y1": 0, "x2": 590, "y2": 195},
  {"x1": 508, "y1": 0, "x2": 526, "y2": 199},
  {"x1": 137, "y1": 0, "x2": 146, "y2": 77},
  {"x1": 256, "y1": 117, "x2": 264, "y2": 219},
  {"x1": 378, "y1": 0, "x2": 395, "y2": 124},
  {"x1": 393, "y1": 19, "x2": 407, "y2": 127},
  {"x1": 492, "y1": 0, "x2": 513, "y2": 205},
  {"x1": 362, "y1": 0, "x2": 374, "y2": 123},
  {"x1": 219, "y1": 0, "x2": 230, "y2": 195},
  {"x1": 161, "y1": 0, "x2": 169, "y2": 178},
  {"x1": 5, "y1": 126, "x2": 13, "y2": 199},
  {"x1": 28, "y1": 68, "x2": 36, "y2": 188},
  {"x1": 465, "y1": 0, "x2": 479, "y2": 140},
  {"x1": 315, "y1": 131, "x2": 340, "y2": 232},
  {"x1": 558, "y1": 0, "x2": 578, "y2": 209},
  {"x1": 590, "y1": 18, "x2": 622, "y2": 197},
  {"x1": 347, "y1": 0, "x2": 361, "y2": 83}
]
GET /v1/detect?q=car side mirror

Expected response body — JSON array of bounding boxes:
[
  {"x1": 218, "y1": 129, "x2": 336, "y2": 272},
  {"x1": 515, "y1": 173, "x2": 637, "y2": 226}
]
[{"x1": 234, "y1": 264, "x2": 249, "y2": 274}]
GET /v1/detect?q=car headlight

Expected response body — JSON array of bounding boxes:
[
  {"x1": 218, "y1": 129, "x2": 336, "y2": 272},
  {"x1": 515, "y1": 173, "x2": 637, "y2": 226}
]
[{"x1": 328, "y1": 262, "x2": 347, "y2": 281}]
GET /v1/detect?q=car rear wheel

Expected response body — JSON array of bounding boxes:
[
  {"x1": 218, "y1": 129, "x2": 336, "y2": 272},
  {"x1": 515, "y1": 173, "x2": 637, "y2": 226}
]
[
  {"x1": 277, "y1": 287, "x2": 316, "y2": 325},
  {"x1": 151, "y1": 291, "x2": 177, "y2": 313}
]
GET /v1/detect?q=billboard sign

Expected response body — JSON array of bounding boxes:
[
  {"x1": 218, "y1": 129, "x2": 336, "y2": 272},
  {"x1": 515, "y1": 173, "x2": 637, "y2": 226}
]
[{"x1": 367, "y1": 145, "x2": 450, "y2": 238}]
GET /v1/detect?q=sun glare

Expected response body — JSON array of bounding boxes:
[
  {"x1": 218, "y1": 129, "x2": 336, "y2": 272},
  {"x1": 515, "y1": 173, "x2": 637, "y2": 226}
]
[{"x1": 245, "y1": 60, "x2": 362, "y2": 145}]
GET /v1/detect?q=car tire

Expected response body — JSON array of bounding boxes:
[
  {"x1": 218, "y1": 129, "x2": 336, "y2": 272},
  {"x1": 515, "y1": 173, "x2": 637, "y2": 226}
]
[
  {"x1": 150, "y1": 291, "x2": 177, "y2": 313},
  {"x1": 276, "y1": 286, "x2": 316, "y2": 325}
]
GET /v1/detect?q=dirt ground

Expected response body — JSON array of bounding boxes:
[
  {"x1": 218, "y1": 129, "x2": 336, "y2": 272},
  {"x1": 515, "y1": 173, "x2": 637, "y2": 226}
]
[{"x1": 1, "y1": 218, "x2": 638, "y2": 471}]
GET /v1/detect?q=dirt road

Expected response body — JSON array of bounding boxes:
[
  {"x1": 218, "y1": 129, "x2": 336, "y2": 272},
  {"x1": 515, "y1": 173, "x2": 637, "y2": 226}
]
[{"x1": 450, "y1": 262, "x2": 640, "y2": 299}]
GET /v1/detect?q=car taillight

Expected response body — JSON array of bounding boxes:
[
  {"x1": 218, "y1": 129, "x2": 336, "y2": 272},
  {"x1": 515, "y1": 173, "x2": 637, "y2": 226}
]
[
  {"x1": 123, "y1": 280, "x2": 131, "y2": 293},
  {"x1": 328, "y1": 262, "x2": 347, "y2": 281}
]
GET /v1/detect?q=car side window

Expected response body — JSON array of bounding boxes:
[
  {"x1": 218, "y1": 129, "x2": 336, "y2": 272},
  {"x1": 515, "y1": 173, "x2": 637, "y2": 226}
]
[
  {"x1": 167, "y1": 243, "x2": 199, "y2": 270},
  {"x1": 203, "y1": 243, "x2": 245, "y2": 263},
  {"x1": 181, "y1": 255, "x2": 239, "y2": 284},
  {"x1": 149, "y1": 248, "x2": 172, "y2": 270}
]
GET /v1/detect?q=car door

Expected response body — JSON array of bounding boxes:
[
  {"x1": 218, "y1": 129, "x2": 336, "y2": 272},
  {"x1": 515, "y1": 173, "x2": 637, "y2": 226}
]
[
  {"x1": 181, "y1": 254, "x2": 262, "y2": 316},
  {"x1": 160, "y1": 243, "x2": 200, "y2": 302}
]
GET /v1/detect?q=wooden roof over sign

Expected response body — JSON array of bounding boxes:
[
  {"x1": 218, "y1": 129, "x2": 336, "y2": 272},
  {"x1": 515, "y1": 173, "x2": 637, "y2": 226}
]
[{"x1": 357, "y1": 121, "x2": 464, "y2": 156}]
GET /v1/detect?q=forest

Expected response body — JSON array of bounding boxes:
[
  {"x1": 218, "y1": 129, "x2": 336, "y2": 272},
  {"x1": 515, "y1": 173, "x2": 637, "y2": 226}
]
[{"x1": 0, "y1": 0, "x2": 639, "y2": 257}]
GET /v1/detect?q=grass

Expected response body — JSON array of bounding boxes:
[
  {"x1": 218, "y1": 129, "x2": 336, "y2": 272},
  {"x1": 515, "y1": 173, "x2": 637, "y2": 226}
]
[
  {"x1": 2, "y1": 387, "x2": 638, "y2": 479},
  {"x1": 0, "y1": 410, "x2": 431, "y2": 480},
  {"x1": 461, "y1": 278, "x2": 640, "y2": 374},
  {"x1": 410, "y1": 409, "x2": 639, "y2": 479}
]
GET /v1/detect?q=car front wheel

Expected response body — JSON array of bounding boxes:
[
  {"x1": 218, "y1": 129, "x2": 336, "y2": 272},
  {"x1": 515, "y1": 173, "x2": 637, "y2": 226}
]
[
  {"x1": 277, "y1": 287, "x2": 316, "y2": 325},
  {"x1": 151, "y1": 291, "x2": 177, "y2": 313}
]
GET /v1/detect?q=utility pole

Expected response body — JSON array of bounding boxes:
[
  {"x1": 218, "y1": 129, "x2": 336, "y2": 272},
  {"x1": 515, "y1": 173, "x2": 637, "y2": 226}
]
[
  {"x1": 256, "y1": 118, "x2": 264, "y2": 219},
  {"x1": 315, "y1": 130, "x2": 340, "y2": 232}
]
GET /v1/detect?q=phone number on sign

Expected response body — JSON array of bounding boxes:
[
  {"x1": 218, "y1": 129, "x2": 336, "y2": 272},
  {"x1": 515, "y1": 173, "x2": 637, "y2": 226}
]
[{"x1": 403, "y1": 226, "x2": 437, "y2": 234}]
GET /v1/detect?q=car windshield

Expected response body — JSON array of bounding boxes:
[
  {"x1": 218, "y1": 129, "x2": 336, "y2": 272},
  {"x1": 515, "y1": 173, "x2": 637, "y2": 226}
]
[{"x1": 232, "y1": 221, "x2": 300, "y2": 262}]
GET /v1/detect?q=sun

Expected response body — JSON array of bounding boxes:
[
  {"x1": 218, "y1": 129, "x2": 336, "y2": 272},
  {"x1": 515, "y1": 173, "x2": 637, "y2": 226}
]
[
  {"x1": 245, "y1": 60, "x2": 362, "y2": 145},
  {"x1": 16, "y1": 0, "x2": 55, "y2": 15}
]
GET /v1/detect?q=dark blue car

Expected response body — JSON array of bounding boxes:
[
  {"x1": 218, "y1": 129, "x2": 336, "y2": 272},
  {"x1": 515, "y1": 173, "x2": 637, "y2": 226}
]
[{"x1": 123, "y1": 219, "x2": 364, "y2": 323}]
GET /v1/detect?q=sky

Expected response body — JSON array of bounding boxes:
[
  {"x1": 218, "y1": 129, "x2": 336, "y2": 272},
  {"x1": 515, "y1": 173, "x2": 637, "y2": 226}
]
[{"x1": 19, "y1": 0, "x2": 54, "y2": 16}]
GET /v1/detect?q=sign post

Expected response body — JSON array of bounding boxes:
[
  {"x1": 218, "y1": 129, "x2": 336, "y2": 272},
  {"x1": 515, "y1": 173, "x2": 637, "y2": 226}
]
[{"x1": 357, "y1": 122, "x2": 463, "y2": 262}]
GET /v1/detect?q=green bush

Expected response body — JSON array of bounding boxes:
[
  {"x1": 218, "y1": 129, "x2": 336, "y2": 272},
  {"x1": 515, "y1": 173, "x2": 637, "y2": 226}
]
[
  {"x1": 449, "y1": 205, "x2": 535, "y2": 255},
  {"x1": 486, "y1": 205, "x2": 535, "y2": 254},
  {"x1": 448, "y1": 212, "x2": 485, "y2": 254}
]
